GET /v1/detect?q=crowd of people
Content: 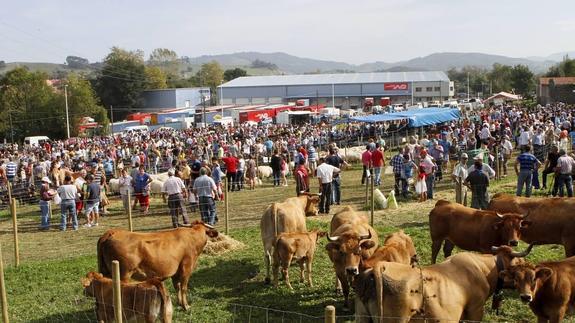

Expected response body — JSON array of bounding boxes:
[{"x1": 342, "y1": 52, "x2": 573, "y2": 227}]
[{"x1": 0, "y1": 102, "x2": 574, "y2": 231}]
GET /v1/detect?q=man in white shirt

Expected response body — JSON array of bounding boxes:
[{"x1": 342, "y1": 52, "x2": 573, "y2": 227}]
[
  {"x1": 467, "y1": 155, "x2": 496, "y2": 178},
  {"x1": 162, "y1": 170, "x2": 189, "y2": 228},
  {"x1": 499, "y1": 136, "x2": 514, "y2": 176},
  {"x1": 518, "y1": 128, "x2": 531, "y2": 149},
  {"x1": 316, "y1": 157, "x2": 340, "y2": 214},
  {"x1": 452, "y1": 153, "x2": 469, "y2": 206}
]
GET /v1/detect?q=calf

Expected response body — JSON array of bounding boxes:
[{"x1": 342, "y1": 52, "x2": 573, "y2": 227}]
[
  {"x1": 272, "y1": 230, "x2": 327, "y2": 289},
  {"x1": 360, "y1": 230, "x2": 418, "y2": 272},
  {"x1": 81, "y1": 271, "x2": 173, "y2": 323},
  {"x1": 500, "y1": 256, "x2": 575, "y2": 322}
]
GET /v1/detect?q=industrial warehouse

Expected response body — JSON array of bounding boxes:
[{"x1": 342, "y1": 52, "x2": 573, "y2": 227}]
[{"x1": 217, "y1": 71, "x2": 455, "y2": 108}]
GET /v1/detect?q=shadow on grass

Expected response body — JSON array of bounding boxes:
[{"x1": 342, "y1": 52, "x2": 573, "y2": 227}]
[
  {"x1": 398, "y1": 221, "x2": 428, "y2": 229},
  {"x1": 28, "y1": 310, "x2": 96, "y2": 323}
]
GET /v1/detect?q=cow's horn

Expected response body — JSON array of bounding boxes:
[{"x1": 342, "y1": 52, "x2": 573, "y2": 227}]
[
  {"x1": 202, "y1": 223, "x2": 215, "y2": 229},
  {"x1": 510, "y1": 243, "x2": 536, "y2": 258},
  {"x1": 326, "y1": 234, "x2": 339, "y2": 242},
  {"x1": 496, "y1": 213, "x2": 504, "y2": 219},
  {"x1": 359, "y1": 231, "x2": 372, "y2": 240}
]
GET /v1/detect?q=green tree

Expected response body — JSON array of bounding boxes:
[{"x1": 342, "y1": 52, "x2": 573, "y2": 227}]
[
  {"x1": 195, "y1": 61, "x2": 224, "y2": 103},
  {"x1": 96, "y1": 47, "x2": 147, "y2": 119},
  {"x1": 224, "y1": 68, "x2": 247, "y2": 82},
  {"x1": 66, "y1": 56, "x2": 90, "y2": 69},
  {"x1": 145, "y1": 66, "x2": 168, "y2": 89},
  {"x1": 487, "y1": 63, "x2": 513, "y2": 93},
  {"x1": 65, "y1": 73, "x2": 110, "y2": 137},
  {"x1": 545, "y1": 56, "x2": 575, "y2": 77},
  {"x1": 510, "y1": 64, "x2": 535, "y2": 98}
]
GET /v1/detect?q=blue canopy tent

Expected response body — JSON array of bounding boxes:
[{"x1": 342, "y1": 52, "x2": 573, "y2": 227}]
[{"x1": 351, "y1": 108, "x2": 460, "y2": 127}]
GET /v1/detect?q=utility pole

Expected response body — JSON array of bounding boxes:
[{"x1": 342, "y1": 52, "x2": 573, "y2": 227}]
[
  {"x1": 467, "y1": 73, "x2": 470, "y2": 100},
  {"x1": 64, "y1": 84, "x2": 70, "y2": 139},
  {"x1": 110, "y1": 105, "x2": 115, "y2": 136}
]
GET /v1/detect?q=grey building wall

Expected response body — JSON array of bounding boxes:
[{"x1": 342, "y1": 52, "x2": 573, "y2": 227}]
[{"x1": 141, "y1": 88, "x2": 210, "y2": 111}]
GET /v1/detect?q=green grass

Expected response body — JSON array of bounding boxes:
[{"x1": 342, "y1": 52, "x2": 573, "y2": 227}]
[{"x1": 0, "y1": 165, "x2": 569, "y2": 322}]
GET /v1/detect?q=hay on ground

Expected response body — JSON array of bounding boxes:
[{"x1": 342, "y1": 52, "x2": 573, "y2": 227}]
[{"x1": 203, "y1": 233, "x2": 246, "y2": 255}]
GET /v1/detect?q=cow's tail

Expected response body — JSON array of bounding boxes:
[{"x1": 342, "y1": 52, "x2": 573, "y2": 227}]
[
  {"x1": 373, "y1": 262, "x2": 385, "y2": 323},
  {"x1": 151, "y1": 279, "x2": 173, "y2": 323},
  {"x1": 97, "y1": 231, "x2": 113, "y2": 277},
  {"x1": 271, "y1": 202, "x2": 279, "y2": 238}
]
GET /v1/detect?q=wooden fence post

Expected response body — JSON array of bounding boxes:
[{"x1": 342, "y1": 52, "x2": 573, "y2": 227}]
[
  {"x1": 324, "y1": 305, "x2": 336, "y2": 323},
  {"x1": 10, "y1": 199, "x2": 19, "y2": 267},
  {"x1": 370, "y1": 169, "x2": 375, "y2": 227},
  {"x1": 224, "y1": 179, "x2": 229, "y2": 235},
  {"x1": 495, "y1": 146, "x2": 500, "y2": 181},
  {"x1": 112, "y1": 260, "x2": 123, "y2": 323},
  {"x1": 364, "y1": 169, "x2": 369, "y2": 207},
  {"x1": 0, "y1": 245, "x2": 9, "y2": 323},
  {"x1": 127, "y1": 200, "x2": 133, "y2": 232},
  {"x1": 6, "y1": 182, "x2": 11, "y2": 204}
]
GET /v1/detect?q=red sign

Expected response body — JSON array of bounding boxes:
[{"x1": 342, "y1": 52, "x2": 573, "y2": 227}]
[{"x1": 384, "y1": 82, "x2": 409, "y2": 91}]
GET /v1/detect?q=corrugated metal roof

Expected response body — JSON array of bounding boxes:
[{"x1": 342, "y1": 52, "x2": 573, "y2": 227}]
[{"x1": 220, "y1": 71, "x2": 449, "y2": 88}]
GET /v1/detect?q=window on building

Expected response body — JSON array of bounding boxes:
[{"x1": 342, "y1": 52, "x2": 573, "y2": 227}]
[
  {"x1": 434, "y1": 87, "x2": 440, "y2": 92},
  {"x1": 426, "y1": 87, "x2": 433, "y2": 92},
  {"x1": 416, "y1": 97, "x2": 422, "y2": 102},
  {"x1": 449, "y1": 86, "x2": 454, "y2": 91},
  {"x1": 415, "y1": 87, "x2": 422, "y2": 92},
  {"x1": 427, "y1": 97, "x2": 433, "y2": 101}
]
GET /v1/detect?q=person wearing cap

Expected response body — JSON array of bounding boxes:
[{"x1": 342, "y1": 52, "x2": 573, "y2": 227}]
[
  {"x1": 39, "y1": 176, "x2": 55, "y2": 230},
  {"x1": 390, "y1": 149, "x2": 406, "y2": 197},
  {"x1": 467, "y1": 155, "x2": 496, "y2": 179},
  {"x1": 162, "y1": 169, "x2": 189, "y2": 228},
  {"x1": 464, "y1": 153, "x2": 490, "y2": 210},
  {"x1": 295, "y1": 158, "x2": 309, "y2": 196},
  {"x1": 371, "y1": 143, "x2": 385, "y2": 186},
  {"x1": 193, "y1": 167, "x2": 218, "y2": 225},
  {"x1": 452, "y1": 153, "x2": 469, "y2": 206}
]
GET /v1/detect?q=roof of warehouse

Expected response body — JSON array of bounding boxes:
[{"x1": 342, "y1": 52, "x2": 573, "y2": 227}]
[{"x1": 219, "y1": 71, "x2": 449, "y2": 88}]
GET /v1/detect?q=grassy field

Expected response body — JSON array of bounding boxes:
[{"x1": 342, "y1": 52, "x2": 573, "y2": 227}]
[{"x1": 0, "y1": 164, "x2": 569, "y2": 322}]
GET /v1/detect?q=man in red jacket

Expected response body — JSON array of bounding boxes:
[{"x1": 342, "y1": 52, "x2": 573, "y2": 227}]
[
  {"x1": 371, "y1": 143, "x2": 385, "y2": 186},
  {"x1": 221, "y1": 153, "x2": 238, "y2": 192}
]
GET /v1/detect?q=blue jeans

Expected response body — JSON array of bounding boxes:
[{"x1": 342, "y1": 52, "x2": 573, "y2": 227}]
[
  {"x1": 373, "y1": 167, "x2": 382, "y2": 186},
  {"x1": 40, "y1": 200, "x2": 50, "y2": 229},
  {"x1": 60, "y1": 200, "x2": 78, "y2": 231},
  {"x1": 517, "y1": 170, "x2": 533, "y2": 197},
  {"x1": 199, "y1": 196, "x2": 217, "y2": 225},
  {"x1": 425, "y1": 173, "x2": 435, "y2": 199},
  {"x1": 556, "y1": 174, "x2": 574, "y2": 197},
  {"x1": 531, "y1": 169, "x2": 540, "y2": 189},
  {"x1": 273, "y1": 169, "x2": 281, "y2": 186},
  {"x1": 331, "y1": 177, "x2": 341, "y2": 204}
]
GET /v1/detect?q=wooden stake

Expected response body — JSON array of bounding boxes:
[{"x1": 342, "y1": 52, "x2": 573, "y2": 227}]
[
  {"x1": 127, "y1": 200, "x2": 133, "y2": 232},
  {"x1": 112, "y1": 260, "x2": 122, "y2": 323},
  {"x1": 370, "y1": 169, "x2": 375, "y2": 226},
  {"x1": 10, "y1": 199, "x2": 18, "y2": 267},
  {"x1": 224, "y1": 179, "x2": 229, "y2": 235},
  {"x1": 0, "y1": 245, "x2": 9, "y2": 323},
  {"x1": 324, "y1": 305, "x2": 335, "y2": 323}
]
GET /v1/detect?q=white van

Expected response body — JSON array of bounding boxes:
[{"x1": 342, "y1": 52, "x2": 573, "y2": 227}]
[
  {"x1": 123, "y1": 125, "x2": 149, "y2": 133},
  {"x1": 24, "y1": 136, "x2": 50, "y2": 147}
]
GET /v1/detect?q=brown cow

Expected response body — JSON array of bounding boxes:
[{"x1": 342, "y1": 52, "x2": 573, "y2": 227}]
[
  {"x1": 500, "y1": 255, "x2": 575, "y2": 322},
  {"x1": 354, "y1": 245, "x2": 533, "y2": 323},
  {"x1": 429, "y1": 199, "x2": 530, "y2": 263},
  {"x1": 272, "y1": 230, "x2": 327, "y2": 289},
  {"x1": 489, "y1": 193, "x2": 575, "y2": 256},
  {"x1": 360, "y1": 230, "x2": 418, "y2": 272},
  {"x1": 326, "y1": 206, "x2": 379, "y2": 309},
  {"x1": 97, "y1": 221, "x2": 217, "y2": 311},
  {"x1": 260, "y1": 195, "x2": 320, "y2": 284},
  {"x1": 81, "y1": 271, "x2": 173, "y2": 323}
]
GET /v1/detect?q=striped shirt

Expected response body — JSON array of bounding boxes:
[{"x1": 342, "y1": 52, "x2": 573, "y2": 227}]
[
  {"x1": 5, "y1": 162, "x2": 17, "y2": 178},
  {"x1": 390, "y1": 154, "x2": 404, "y2": 175},
  {"x1": 517, "y1": 153, "x2": 539, "y2": 171}
]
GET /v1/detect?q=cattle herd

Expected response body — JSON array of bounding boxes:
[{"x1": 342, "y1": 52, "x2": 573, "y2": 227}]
[{"x1": 82, "y1": 192, "x2": 575, "y2": 322}]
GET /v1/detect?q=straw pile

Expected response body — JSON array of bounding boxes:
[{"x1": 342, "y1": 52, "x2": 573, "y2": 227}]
[{"x1": 203, "y1": 233, "x2": 246, "y2": 256}]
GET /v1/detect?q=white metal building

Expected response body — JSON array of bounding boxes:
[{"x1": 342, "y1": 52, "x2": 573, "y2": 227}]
[{"x1": 218, "y1": 71, "x2": 454, "y2": 109}]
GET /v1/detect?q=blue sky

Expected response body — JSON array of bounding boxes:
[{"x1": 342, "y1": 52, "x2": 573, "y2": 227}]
[{"x1": 1, "y1": 0, "x2": 573, "y2": 64}]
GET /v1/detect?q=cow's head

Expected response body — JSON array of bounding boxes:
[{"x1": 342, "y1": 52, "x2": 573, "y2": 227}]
[
  {"x1": 492, "y1": 243, "x2": 536, "y2": 287},
  {"x1": 492, "y1": 213, "x2": 531, "y2": 247},
  {"x1": 304, "y1": 195, "x2": 320, "y2": 217},
  {"x1": 188, "y1": 221, "x2": 219, "y2": 238},
  {"x1": 326, "y1": 230, "x2": 376, "y2": 276},
  {"x1": 311, "y1": 230, "x2": 328, "y2": 242},
  {"x1": 499, "y1": 263, "x2": 552, "y2": 303},
  {"x1": 81, "y1": 271, "x2": 104, "y2": 297}
]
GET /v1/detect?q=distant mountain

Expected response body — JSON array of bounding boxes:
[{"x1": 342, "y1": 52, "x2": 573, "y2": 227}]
[{"x1": 1, "y1": 51, "x2": 568, "y2": 77}]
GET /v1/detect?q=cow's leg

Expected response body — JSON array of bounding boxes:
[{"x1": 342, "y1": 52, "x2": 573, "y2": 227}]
[
  {"x1": 263, "y1": 247, "x2": 273, "y2": 284},
  {"x1": 283, "y1": 254, "x2": 293, "y2": 289},
  {"x1": 172, "y1": 277, "x2": 183, "y2": 308},
  {"x1": 443, "y1": 240, "x2": 455, "y2": 259},
  {"x1": 306, "y1": 258, "x2": 313, "y2": 287},
  {"x1": 336, "y1": 270, "x2": 351, "y2": 310},
  {"x1": 299, "y1": 260, "x2": 305, "y2": 283},
  {"x1": 272, "y1": 257, "x2": 280, "y2": 287},
  {"x1": 431, "y1": 239, "x2": 443, "y2": 264}
]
